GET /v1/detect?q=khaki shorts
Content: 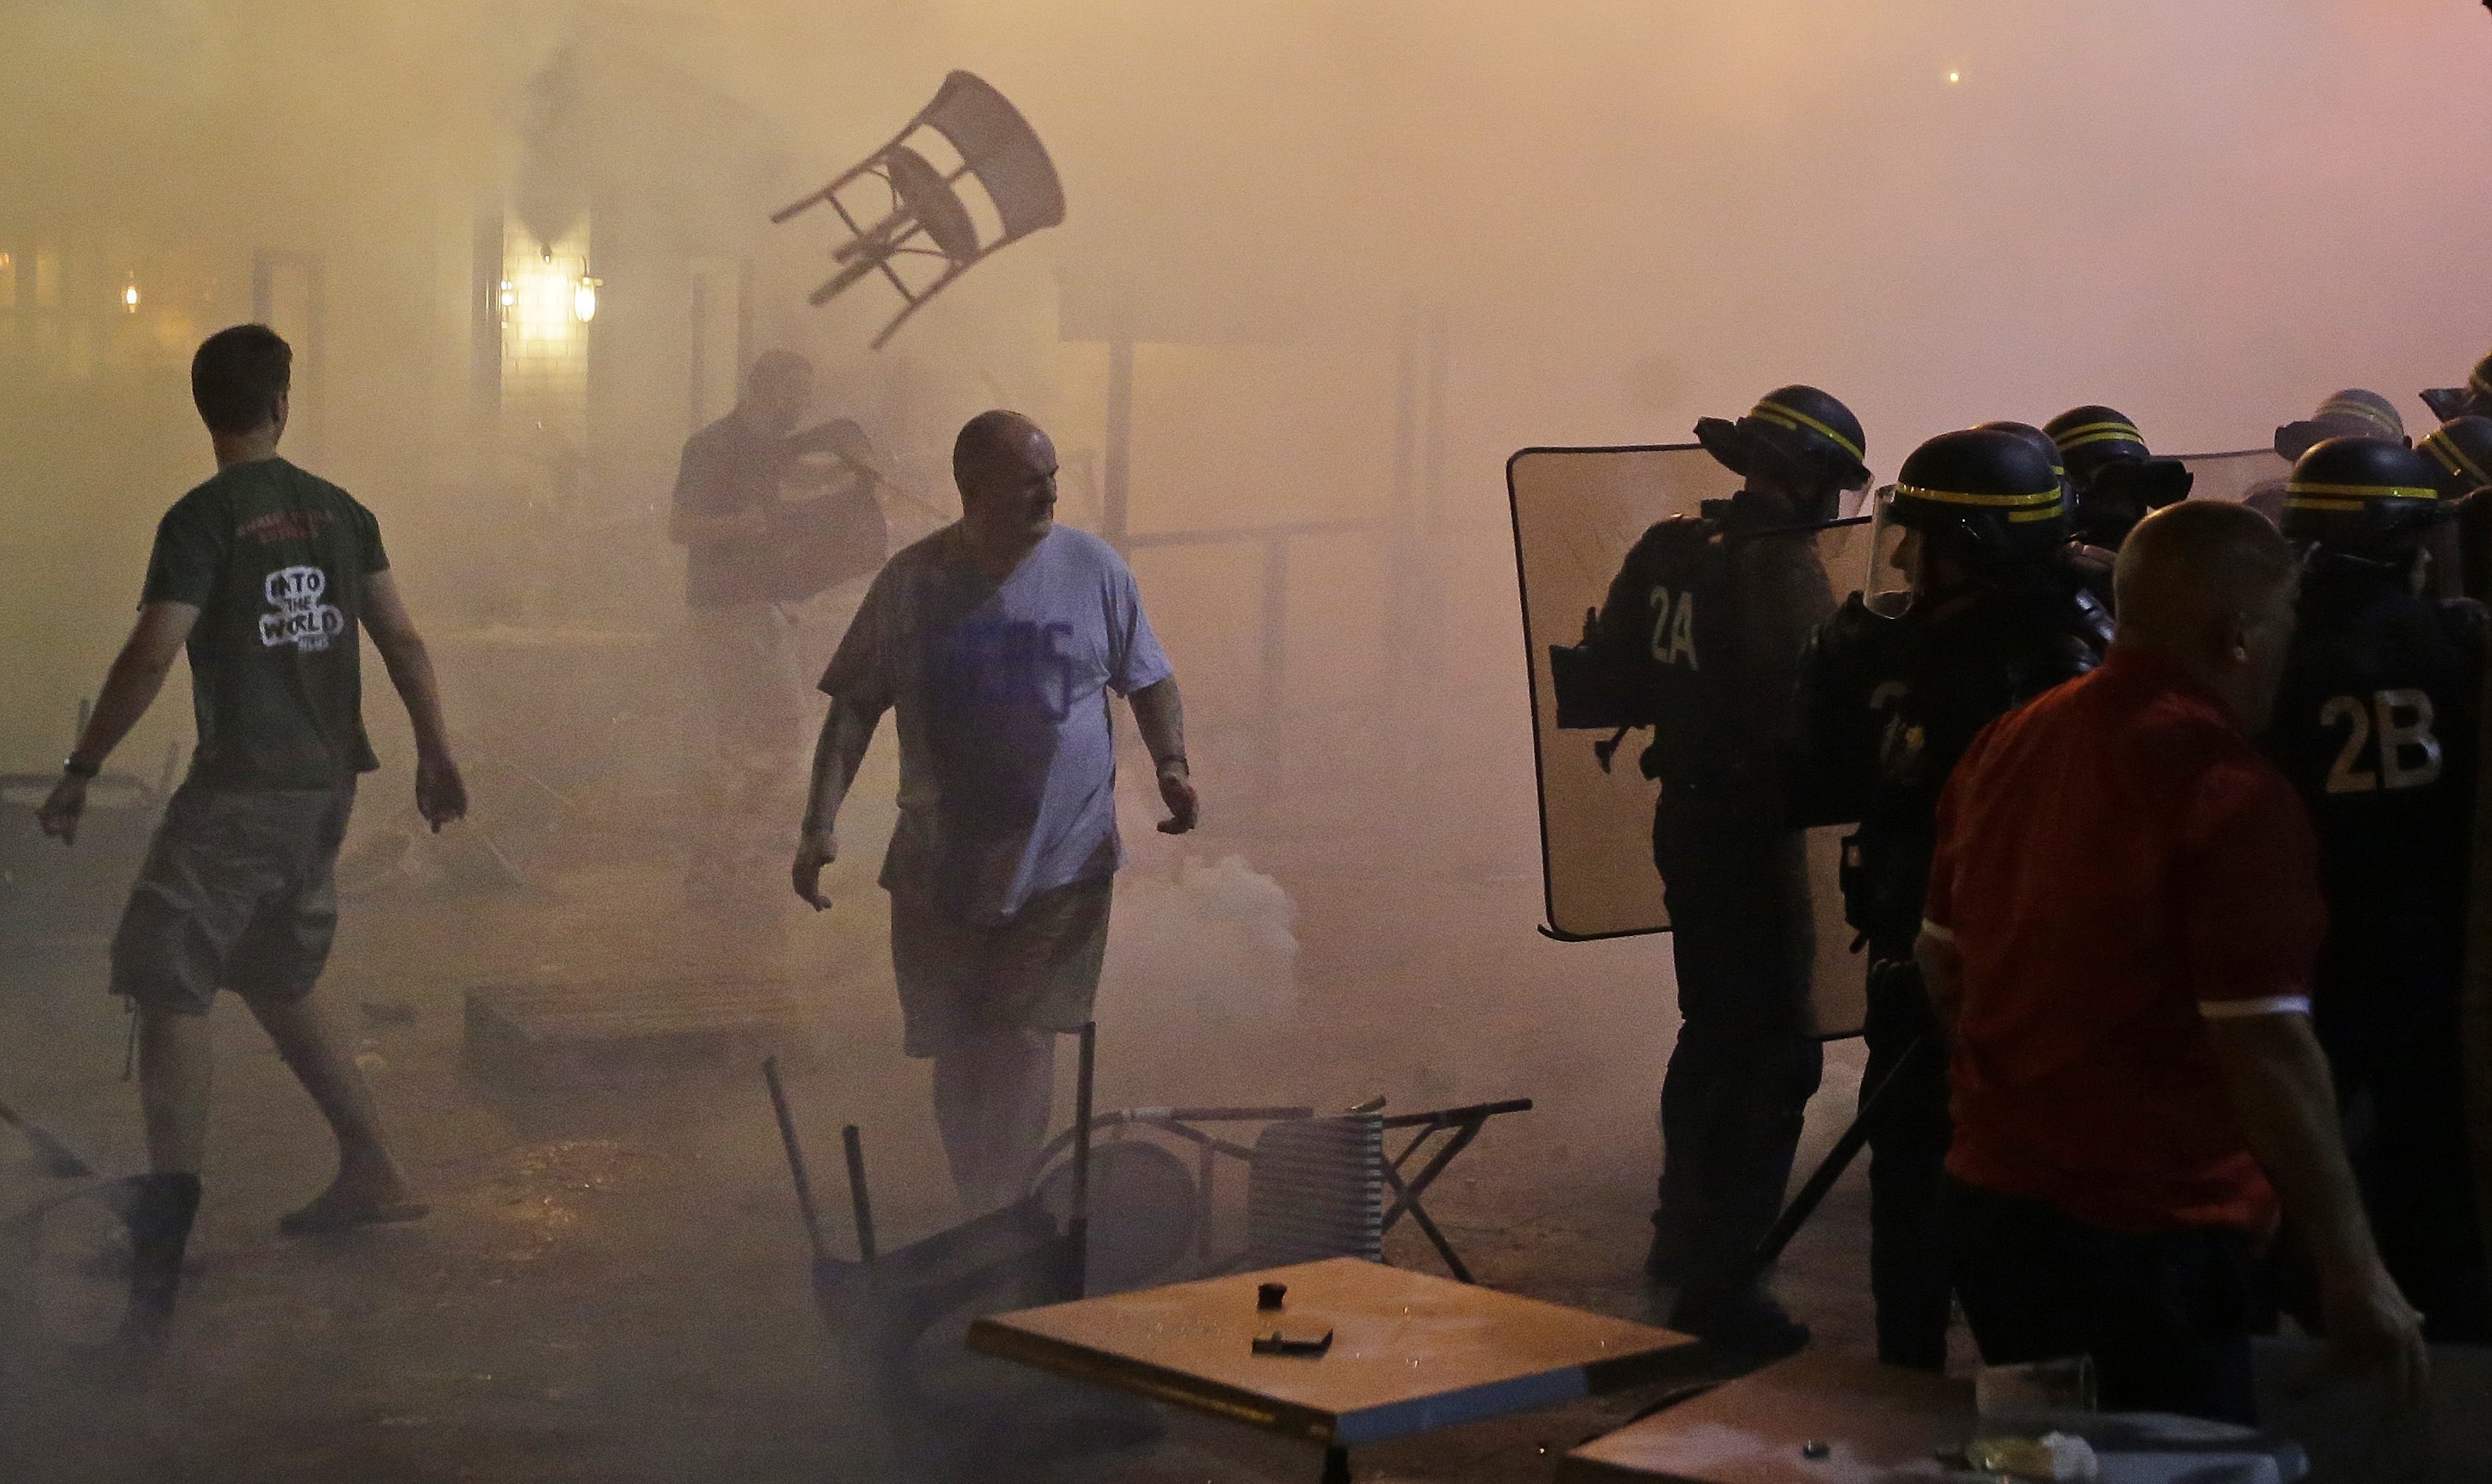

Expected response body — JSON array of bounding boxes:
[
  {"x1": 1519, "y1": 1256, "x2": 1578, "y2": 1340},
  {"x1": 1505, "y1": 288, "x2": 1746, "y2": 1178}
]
[
  {"x1": 110, "y1": 783, "x2": 355, "y2": 1016},
  {"x1": 888, "y1": 876, "x2": 1113, "y2": 1057}
]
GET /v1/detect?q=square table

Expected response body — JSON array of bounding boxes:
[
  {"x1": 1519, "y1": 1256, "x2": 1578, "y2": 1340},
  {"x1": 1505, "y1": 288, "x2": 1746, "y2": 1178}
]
[
  {"x1": 1560, "y1": 1349, "x2": 1974, "y2": 1484},
  {"x1": 968, "y1": 1256, "x2": 1702, "y2": 1481}
]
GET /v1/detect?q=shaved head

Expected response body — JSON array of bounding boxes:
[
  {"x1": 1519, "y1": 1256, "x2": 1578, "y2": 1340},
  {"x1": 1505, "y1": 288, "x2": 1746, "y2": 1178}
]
[
  {"x1": 953, "y1": 409, "x2": 1048, "y2": 484},
  {"x1": 952, "y1": 409, "x2": 1059, "y2": 560},
  {"x1": 2113, "y1": 500, "x2": 2299, "y2": 645},
  {"x1": 2113, "y1": 499, "x2": 2303, "y2": 728}
]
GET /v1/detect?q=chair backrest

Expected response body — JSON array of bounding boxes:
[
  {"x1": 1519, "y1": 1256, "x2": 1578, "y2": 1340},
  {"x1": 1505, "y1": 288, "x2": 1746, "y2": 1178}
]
[
  {"x1": 1245, "y1": 1111, "x2": 1384, "y2": 1265},
  {"x1": 920, "y1": 70, "x2": 1067, "y2": 244}
]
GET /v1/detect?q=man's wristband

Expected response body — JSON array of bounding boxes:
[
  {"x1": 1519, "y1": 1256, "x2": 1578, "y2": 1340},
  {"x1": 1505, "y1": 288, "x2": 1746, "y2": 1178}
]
[
  {"x1": 1152, "y1": 753, "x2": 1188, "y2": 775},
  {"x1": 62, "y1": 755, "x2": 101, "y2": 779}
]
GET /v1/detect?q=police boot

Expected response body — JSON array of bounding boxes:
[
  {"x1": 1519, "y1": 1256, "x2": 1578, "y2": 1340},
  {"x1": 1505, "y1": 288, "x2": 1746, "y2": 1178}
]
[
  {"x1": 110, "y1": 1172, "x2": 201, "y2": 1348},
  {"x1": 1668, "y1": 1280, "x2": 1810, "y2": 1363}
]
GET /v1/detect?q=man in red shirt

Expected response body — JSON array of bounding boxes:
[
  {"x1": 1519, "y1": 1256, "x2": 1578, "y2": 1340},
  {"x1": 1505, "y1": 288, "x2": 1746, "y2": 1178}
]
[{"x1": 1917, "y1": 499, "x2": 2425, "y2": 1421}]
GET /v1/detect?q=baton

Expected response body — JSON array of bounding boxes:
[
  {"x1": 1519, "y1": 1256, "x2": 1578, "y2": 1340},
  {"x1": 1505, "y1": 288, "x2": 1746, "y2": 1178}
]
[{"x1": 1749, "y1": 1035, "x2": 1934, "y2": 1273}]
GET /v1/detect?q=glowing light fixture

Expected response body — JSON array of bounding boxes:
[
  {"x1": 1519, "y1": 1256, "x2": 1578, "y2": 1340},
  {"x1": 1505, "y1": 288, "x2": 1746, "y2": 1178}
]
[
  {"x1": 1946, "y1": 69, "x2": 1962, "y2": 84},
  {"x1": 573, "y1": 276, "x2": 599, "y2": 323},
  {"x1": 499, "y1": 279, "x2": 516, "y2": 308},
  {"x1": 123, "y1": 282, "x2": 141, "y2": 310}
]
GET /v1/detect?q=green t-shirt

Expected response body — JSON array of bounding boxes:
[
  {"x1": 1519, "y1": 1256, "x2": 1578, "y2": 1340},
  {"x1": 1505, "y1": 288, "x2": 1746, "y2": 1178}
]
[{"x1": 142, "y1": 457, "x2": 388, "y2": 788}]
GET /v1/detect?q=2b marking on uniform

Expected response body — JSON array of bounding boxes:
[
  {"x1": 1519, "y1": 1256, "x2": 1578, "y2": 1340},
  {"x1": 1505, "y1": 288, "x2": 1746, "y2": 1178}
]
[
  {"x1": 257, "y1": 564, "x2": 346, "y2": 654},
  {"x1": 1647, "y1": 585, "x2": 1698, "y2": 670},
  {"x1": 2319, "y1": 688, "x2": 2441, "y2": 794}
]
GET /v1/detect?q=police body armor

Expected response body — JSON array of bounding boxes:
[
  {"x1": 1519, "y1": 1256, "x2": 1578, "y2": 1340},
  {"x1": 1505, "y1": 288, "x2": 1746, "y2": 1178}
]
[
  {"x1": 2264, "y1": 557, "x2": 2489, "y2": 1337},
  {"x1": 2267, "y1": 558, "x2": 2485, "y2": 1046},
  {"x1": 1801, "y1": 578, "x2": 2109, "y2": 958},
  {"x1": 1583, "y1": 495, "x2": 1834, "y2": 811}
]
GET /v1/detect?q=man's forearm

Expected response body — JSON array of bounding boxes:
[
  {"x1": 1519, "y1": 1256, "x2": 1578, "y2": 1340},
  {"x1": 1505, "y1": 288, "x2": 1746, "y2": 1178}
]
[
  {"x1": 1128, "y1": 678, "x2": 1187, "y2": 768},
  {"x1": 374, "y1": 632, "x2": 454, "y2": 756},
  {"x1": 1914, "y1": 929, "x2": 1963, "y2": 1037},
  {"x1": 2209, "y1": 1013, "x2": 2382, "y2": 1275},
  {"x1": 72, "y1": 647, "x2": 178, "y2": 768},
  {"x1": 801, "y1": 699, "x2": 878, "y2": 836}
]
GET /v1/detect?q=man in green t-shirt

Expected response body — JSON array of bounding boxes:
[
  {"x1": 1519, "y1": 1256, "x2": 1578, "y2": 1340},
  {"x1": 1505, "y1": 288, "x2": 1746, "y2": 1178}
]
[{"x1": 37, "y1": 324, "x2": 467, "y2": 1348}]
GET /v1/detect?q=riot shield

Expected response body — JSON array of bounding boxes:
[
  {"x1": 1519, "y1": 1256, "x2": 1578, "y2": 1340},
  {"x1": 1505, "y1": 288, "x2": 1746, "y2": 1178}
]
[
  {"x1": 1507, "y1": 443, "x2": 1874, "y2": 1039},
  {"x1": 2177, "y1": 448, "x2": 2290, "y2": 512}
]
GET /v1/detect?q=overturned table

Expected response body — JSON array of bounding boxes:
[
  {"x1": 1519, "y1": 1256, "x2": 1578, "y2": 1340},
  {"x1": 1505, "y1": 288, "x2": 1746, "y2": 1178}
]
[
  {"x1": 1561, "y1": 1350, "x2": 1973, "y2": 1483},
  {"x1": 968, "y1": 1256, "x2": 1701, "y2": 1482}
]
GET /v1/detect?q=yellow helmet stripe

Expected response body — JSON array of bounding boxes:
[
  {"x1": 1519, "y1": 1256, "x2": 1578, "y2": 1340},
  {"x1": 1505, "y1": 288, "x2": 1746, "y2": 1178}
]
[
  {"x1": 2423, "y1": 430, "x2": 2492, "y2": 487},
  {"x1": 2282, "y1": 480, "x2": 2438, "y2": 501},
  {"x1": 2006, "y1": 505, "x2": 2067, "y2": 523},
  {"x1": 2318, "y1": 397, "x2": 2401, "y2": 438},
  {"x1": 2051, "y1": 420, "x2": 2146, "y2": 452},
  {"x1": 1893, "y1": 481, "x2": 2062, "y2": 509},
  {"x1": 1749, "y1": 399, "x2": 1865, "y2": 464}
]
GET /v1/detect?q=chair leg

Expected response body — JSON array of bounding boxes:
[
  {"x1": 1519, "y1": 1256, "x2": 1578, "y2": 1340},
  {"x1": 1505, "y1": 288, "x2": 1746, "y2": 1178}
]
[{"x1": 1384, "y1": 1164, "x2": 1473, "y2": 1283}]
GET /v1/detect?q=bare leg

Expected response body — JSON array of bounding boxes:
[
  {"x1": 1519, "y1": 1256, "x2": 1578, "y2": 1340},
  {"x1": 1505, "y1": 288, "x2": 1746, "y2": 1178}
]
[
  {"x1": 119, "y1": 1006, "x2": 212, "y2": 1345},
  {"x1": 246, "y1": 988, "x2": 418, "y2": 1221},
  {"x1": 930, "y1": 1028, "x2": 1057, "y2": 1212},
  {"x1": 136, "y1": 1005, "x2": 215, "y2": 1175}
]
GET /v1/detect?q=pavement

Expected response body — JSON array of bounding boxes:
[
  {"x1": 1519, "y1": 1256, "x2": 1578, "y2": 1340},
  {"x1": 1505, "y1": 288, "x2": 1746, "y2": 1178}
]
[{"x1": 0, "y1": 730, "x2": 1893, "y2": 1483}]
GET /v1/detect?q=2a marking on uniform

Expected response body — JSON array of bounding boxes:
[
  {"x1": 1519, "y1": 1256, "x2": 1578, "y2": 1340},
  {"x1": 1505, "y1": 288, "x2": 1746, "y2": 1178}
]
[{"x1": 1648, "y1": 585, "x2": 1698, "y2": 670}]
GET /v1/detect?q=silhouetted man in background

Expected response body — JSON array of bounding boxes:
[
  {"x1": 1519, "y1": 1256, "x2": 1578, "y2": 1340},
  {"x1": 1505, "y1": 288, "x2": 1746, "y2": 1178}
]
[
  {"x1": 671, "y1": 349, "x2": 881, "y2": 908},
  {"x1": 39, "y1": 324, "x2": 465, "y2": 1347},
  {"x1": 791, "y1": 411, "x2": 1198, "y2": 1210}
]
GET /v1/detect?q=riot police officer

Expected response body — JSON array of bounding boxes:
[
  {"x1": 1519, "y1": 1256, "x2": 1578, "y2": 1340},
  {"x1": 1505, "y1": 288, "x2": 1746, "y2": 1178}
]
[
  {"x1": 2420, "y1": 414, "x2": 2492, "y2": 601},
  {"x1": 1983, "y1": 419, "x2": 2113, "y2": 610},
  {"x1": 2044, "y1": 405, "x2": 2193, "y2": 551},
  {"x1": 1793, "y1": 427, "x2": 2108, "y2": 1369},
  {"x1": 2421, "y1": 349, "x2": 2492, "y2": 423},
  {"x1": 2263, "y1": 436, "x2": 2489, "y2": 1343},
  {"x1": 2277, "y1": 389, "x2": 2408, "y2": 463},
  {"x1": 1587, "y1": 384, "x2": 1869, "y2": 1354}
]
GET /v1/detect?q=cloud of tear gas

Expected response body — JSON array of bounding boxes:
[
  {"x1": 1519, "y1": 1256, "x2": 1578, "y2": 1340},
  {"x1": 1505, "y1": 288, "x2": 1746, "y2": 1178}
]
[{"x1": 5, "y1": 0, "x2": 2492, "y2": 1273}]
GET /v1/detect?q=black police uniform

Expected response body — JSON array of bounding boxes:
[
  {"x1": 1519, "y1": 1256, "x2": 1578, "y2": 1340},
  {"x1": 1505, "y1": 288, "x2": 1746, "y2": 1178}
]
[
  {"x1": 1795, "y1": 575, "x2": 2107, "y2": 1368},
  {"x1": 2264, "y1": 555, "x2": 2490, "y2": 1343},
  {"x1": 1591, "y1": 490, "x2": 1834, "y2": 1318}
]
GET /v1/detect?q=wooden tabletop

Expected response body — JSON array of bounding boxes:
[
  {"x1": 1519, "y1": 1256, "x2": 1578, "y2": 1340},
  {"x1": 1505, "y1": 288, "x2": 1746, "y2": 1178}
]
[
  {"x1": 967, "y1": 1256, "x2": 1700, "y2": 1447},
  {"x1": 1561, "y1": 1349, "x2": 1974, "y2": 1484}
]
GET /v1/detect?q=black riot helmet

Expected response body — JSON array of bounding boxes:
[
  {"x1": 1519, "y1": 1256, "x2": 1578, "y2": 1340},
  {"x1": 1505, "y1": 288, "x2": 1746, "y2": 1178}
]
[
  {"x1": 1693, "y1": 384, "x2": 1870, "y2": 517},
  {"x1": 2044, "y1": 404, "x2": 2192, "y2": 546},
  {"x1": 2281, "y1": 436, "x2": 2450, "y2": 557},
  {"x1": 1975, "y1": 419, "x2": 2073, "y2": 497},
  {"x1": 2420, "y1": 415, "x2": 2492, "y2": 500},
  {"x1": 1883, "y1": 427, "x2": 2070, "y2": 575},
  {"x1": 2420, "y1": 349, "x2": 2492, "y2": 423},
  {"x1": 2275, "y1": 389, "x2": 2405, "y2": 462}
]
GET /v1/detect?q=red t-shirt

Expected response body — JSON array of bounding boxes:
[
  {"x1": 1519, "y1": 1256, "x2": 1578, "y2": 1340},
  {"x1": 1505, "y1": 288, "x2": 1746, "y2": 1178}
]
[{"x1": 1924, "y1": 648, "x2": 2326, "y2": 1233}]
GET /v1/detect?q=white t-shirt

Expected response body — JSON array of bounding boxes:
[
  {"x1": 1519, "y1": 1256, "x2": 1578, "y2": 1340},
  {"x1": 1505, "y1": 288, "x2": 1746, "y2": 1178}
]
[{"x1": 819, "y1": 523, "x2": 1173, "y2": 923}]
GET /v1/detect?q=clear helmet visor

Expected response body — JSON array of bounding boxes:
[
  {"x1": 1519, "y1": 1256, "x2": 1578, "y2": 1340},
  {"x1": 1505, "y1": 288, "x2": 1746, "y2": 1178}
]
[{"x1": 1865, "y1": 485, "x2": 1914, "y2": 616}]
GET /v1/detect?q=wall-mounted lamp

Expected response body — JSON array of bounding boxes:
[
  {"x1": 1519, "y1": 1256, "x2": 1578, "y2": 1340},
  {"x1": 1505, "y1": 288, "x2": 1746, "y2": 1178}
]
[{"x1": 574, "y1": 275, "x2": 600, "y2": 323}]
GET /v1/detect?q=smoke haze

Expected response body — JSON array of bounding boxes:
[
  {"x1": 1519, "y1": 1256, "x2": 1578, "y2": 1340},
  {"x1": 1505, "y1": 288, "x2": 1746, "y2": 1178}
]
[{"x1": 3, "y1": 3, "x2": 2491, "y2": 1475}]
